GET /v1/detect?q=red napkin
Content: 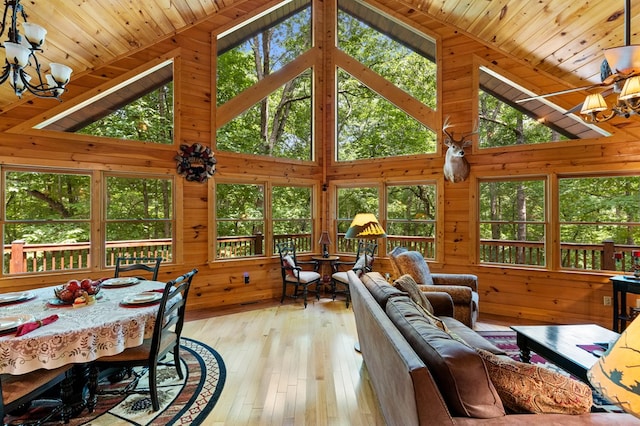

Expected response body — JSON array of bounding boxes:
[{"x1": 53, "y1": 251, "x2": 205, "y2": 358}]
[{"x1": 15, "y1": 314, "x2": 59, "y2": 337}]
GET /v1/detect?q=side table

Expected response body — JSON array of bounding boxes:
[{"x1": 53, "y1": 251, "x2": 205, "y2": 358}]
[
  {"x1": 610, "y1": 275, "x2": 640, "y2": 332},
  {"x1": 312, "y1": 256, "x2": 339, "y2": 293}
]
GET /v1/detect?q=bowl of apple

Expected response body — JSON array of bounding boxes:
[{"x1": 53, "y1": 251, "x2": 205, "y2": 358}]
[{"x1": 54, "y1": 278, "x2": 103, "y2": 305}]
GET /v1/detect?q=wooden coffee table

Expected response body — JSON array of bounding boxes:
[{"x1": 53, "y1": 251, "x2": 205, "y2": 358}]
[{"x1": 510, "y1": 324, "x2": 619, "y2": 383}]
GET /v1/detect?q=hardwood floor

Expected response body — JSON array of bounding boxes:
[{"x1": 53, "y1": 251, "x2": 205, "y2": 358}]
[{"x1": 182, "y1": 298, "x2": 539, "y2": 425}]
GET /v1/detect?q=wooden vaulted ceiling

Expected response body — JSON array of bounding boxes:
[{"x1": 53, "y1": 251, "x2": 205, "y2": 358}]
[{"x1": 1, "y1": 0, "x2": 639, "y2": 131}]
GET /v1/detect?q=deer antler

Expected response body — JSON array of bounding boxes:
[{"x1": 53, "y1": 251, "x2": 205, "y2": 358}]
[{"x1": 442, "y1": 116, "x2": 478, "y2": 142}]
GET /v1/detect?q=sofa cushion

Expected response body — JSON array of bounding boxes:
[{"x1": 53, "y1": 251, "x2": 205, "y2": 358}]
[
  {"x1": 476, "y1": 348, "x2": 592, "y2": 415},
  {"x1": 394, "y1": 251, "x2": 434, "y2": 285},
  {"x1": 361, "y1": 272, "x2": 406, "y2": 308},
  {"x1": 386, "y1": 296, "x2": 505, "y2": 419},
  {"x1": 394, "y1": 274, "x2": 435, "y2": 314}
]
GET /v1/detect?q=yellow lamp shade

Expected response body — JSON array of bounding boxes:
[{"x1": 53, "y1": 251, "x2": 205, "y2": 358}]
[
  {"x1": 620, "y1": 76, "x2": 640, "y2": 101},
  {"x1": 580, "y1": 94, "x2": 608, "y2": 114},
  {"x1": 588, "y1": 317, "x2": 640, "y2": 417},
  {"x1": 344, "y1": 213, "x2": 386, "y2": 239}
]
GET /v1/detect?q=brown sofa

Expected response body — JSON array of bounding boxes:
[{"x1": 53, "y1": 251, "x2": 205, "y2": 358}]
[
  {"x1": 349, "y1": 270, "x2": 640, "y2": 425},
  {"x1": 389, "y1": 247, "x2": 479, "y2": 328}
]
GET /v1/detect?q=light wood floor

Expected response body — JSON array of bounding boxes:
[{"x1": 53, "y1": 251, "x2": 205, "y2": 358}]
[{"x1": 182, "y1": 298, "x2": 536, "y2": 426}]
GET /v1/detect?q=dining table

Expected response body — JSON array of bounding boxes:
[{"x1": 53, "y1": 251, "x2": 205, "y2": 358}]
[{"x1": 0, "y1": 278, "x2": 168, "y2": 376}]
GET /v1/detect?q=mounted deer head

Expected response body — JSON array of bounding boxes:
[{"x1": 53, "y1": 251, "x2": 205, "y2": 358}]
[{"x1": 442, "y1": 117, "x2": 477, "y2": 183}]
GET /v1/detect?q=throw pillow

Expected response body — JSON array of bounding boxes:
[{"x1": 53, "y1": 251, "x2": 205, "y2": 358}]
[
  {"x1": 475, "y1": 348, "x2": 592, "y2": 415},
  {"x1": 282, "y1": 254, "x2": 297, "y2": 277},
  {"x1": 386, "y1": 296, "x2": 505, "y2": 419},
  {"x1": 393, "y1": 274, "x2": 435, "y2": 314}
]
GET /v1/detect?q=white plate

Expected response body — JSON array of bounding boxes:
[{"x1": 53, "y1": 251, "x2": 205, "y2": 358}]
[
  {"x1": 102, "y1": 277, "x2": 140, "y2": 287},
  {"x1": 0, "y1": 291, "x2": 33, "y2": 303},
  {"x1": 0, "y1": 314, "x2": 34, "y2": 332},
  {"x1": 122, "y1": 292, "x2": 162, "y2": 305}
]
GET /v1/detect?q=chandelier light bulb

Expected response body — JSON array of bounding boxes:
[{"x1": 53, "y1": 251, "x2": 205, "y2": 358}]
[
  {"x1": 21, "y1": 22, "x2": 46, "y2": 48},
  {"x1": 49, "y1": 63, "x2": 72, "y2": 85},
  {"x1": 4, "y1": 42, "x2": 30, "y2": 68}
]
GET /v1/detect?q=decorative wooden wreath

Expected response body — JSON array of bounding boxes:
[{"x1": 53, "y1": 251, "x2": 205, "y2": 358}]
[{"x1": 175, "y1": 143, "x2": 217, "y2": 182}]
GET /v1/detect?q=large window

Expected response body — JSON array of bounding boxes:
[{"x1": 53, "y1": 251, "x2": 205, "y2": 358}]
[
  {"x1": 559, "y1": 175, "x2": 640, "y2": 272},
  {"x1": 2, "y1": 169, "x2": 175, "y2": 275},
  {"x1": 479, "y1": 179, "x2": 546, "y2": 266},
  {"x1": 336, "y1": 182, "x2": 436, "y2": 258},
  {"x1": 215, "y1": 182, "x2": 313, "y2": 259}
]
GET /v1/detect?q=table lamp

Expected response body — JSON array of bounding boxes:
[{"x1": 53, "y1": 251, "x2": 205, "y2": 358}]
[
  {"x1": 318, "y1": 231, "x2": 332, "y2": 258},
  {"x1": 588, "y1": 316, "x2": 640, "y2": 417},
  {"x1": 345, "y1": 213, "x2": 386, "y2": 269}
]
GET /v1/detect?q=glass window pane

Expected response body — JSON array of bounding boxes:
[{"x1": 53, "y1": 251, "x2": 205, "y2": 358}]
[
  {"x1": 559, "y1": 176, "x2": 640, "y2": 272},
  {"x1": 386, "y1": 184, "x2": 436, "y2": 258},
  {"x1": 216, "y1": 183, "x2": 265, "y2": 258},
  {"x1": 336, "y1": 186, "x2": 379, "y2": 252},
  {"x1": 4, "y1": 171, "x2": 91, "y2": 274},
  {"x1": 272, "y1": 185, "x2": 312, "y2": 253},
  {"x1": 337, "y1": 69, "x2": 436, "y2": 161},
  {"x1": 479, "y1": 179, "x2": 546, "y2": 266},
  {"x1": 105, "y1": 176, "x2": 173, "y2": 265}
]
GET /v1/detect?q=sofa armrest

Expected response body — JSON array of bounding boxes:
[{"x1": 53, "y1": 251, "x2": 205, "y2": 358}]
[
  {"x1": 423, "y1": 291, "x2": 454, "y2": 317},
  {"x1": 418, "y1": 284, "x2": 472, "y2": 305},
  {"x1": 431, "y1": 274, "x2": 478, "y2": 293}
]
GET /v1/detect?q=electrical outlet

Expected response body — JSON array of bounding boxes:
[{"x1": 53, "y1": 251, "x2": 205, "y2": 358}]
[
  {"x1": 243, "y1": 272, "x2": 250, "y2": 284},
  {"x1": 603, "y1": 296, "x2": 612, "y2": 306}
]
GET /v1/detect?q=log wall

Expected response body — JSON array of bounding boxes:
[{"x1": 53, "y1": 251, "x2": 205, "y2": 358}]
[{"x1": 0, "y1": 0, "x2": 639, "y2": 327}]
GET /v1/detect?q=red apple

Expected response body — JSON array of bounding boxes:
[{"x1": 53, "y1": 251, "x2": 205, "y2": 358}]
[{"x1": 81, "y1": 278, "x2": 92, "y2": 290}]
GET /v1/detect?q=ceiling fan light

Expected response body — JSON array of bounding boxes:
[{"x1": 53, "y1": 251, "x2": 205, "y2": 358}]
[
  {"x1": 620, "y1": 76, "x2": 640, "y2": 100},
  {"x1": 604, "y1": 45, "x2": 640, "y2": 74},
  {"x1": 581, "y1": 94, "x2": 608, "y2": 114}
]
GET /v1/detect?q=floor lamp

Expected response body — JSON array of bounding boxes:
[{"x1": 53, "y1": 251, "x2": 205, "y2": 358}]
[{"x1": 345, "y1": 213, "x2": 386, "y2": 352}]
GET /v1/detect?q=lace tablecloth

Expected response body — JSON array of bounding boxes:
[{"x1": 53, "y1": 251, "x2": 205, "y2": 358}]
[{"x1": 0, "y1": 280, "x2": 167, "y2": 375}]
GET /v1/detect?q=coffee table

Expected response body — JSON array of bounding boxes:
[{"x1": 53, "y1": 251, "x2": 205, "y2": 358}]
[{"x1": 510, "y1": 324, "x2": 619, "y2": 383}]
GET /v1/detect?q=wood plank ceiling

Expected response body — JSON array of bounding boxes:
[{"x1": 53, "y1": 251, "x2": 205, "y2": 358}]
[{"x1": 0, "y1": 0, "x2": 637, "y2": 120}]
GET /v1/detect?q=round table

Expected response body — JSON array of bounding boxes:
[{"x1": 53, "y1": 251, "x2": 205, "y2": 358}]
[{"x1": 0, "y1": 280, "x2": 167, "y2": 375}]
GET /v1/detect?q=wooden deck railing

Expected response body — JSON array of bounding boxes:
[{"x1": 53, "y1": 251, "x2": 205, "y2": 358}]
[
  {"x1": 4, "y1": 239, "x2": 172, "y2": 273},
  {"x1": 4, "y1": 235, "x2": 637, "y2": 274}
]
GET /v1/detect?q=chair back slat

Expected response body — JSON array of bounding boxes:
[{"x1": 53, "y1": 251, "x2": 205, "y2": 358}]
[{"x1": 115, "y1": 256, "x2": 163, "y2": 281}]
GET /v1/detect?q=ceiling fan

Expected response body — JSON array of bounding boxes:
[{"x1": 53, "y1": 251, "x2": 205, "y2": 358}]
[{"x1": 516, "y1": 0, "x2": 640, "y2": 123}]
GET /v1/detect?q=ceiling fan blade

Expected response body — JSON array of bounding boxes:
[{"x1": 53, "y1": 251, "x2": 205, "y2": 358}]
[{"x1": 516, "y1": 84, "x2": 604, "y2": 104}]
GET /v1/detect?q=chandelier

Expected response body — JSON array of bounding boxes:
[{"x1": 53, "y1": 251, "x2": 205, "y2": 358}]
[
  {"x1": 580, "y1": 0, "x2": 640, "y2": 123},
  {"x1": 0, "y1": 0, "x2": 72, "y2": 99}
]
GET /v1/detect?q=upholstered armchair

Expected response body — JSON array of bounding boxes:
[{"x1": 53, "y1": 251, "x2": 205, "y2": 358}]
[{"x1": 389, "y1": 247, "x2": 479, "y2": 328}]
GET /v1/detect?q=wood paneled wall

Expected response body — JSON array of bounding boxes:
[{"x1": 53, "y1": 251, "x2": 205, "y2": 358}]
[{"x1": 0, "y1": 0, "x2": 637, "y2": 327}]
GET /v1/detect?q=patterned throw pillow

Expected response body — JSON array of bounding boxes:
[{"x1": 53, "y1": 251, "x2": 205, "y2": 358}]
[{"x1": 475, "y1": 348, "x2": 592, "y2": 414}]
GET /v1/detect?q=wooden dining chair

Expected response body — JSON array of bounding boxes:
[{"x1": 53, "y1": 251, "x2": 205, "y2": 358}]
[
  {"x1": 114, "y1": 256, "x2": 163, "y2": 281},
  {"x1": 1, "y1": 365, "x2": 72, "y2": 424},
  {"x1": 91, "y1": 268, "x2": 198, "y2": 411}
]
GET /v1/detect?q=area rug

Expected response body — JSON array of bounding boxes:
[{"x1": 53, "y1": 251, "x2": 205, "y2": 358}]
[
  {"x1": 5, "y1": 337, "x2": 226, "y2": 426},
  {"x1": 477, "y1": 330, "x2": 622, "y2": 413}
]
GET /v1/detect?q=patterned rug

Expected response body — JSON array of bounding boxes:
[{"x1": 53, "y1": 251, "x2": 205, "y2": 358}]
[
  {"x1": 477, "y1": 330, "x2": 621, "y2": 413},
  {"x1": 5, "y1": 337, "x2": 226, "y2": 426}
]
